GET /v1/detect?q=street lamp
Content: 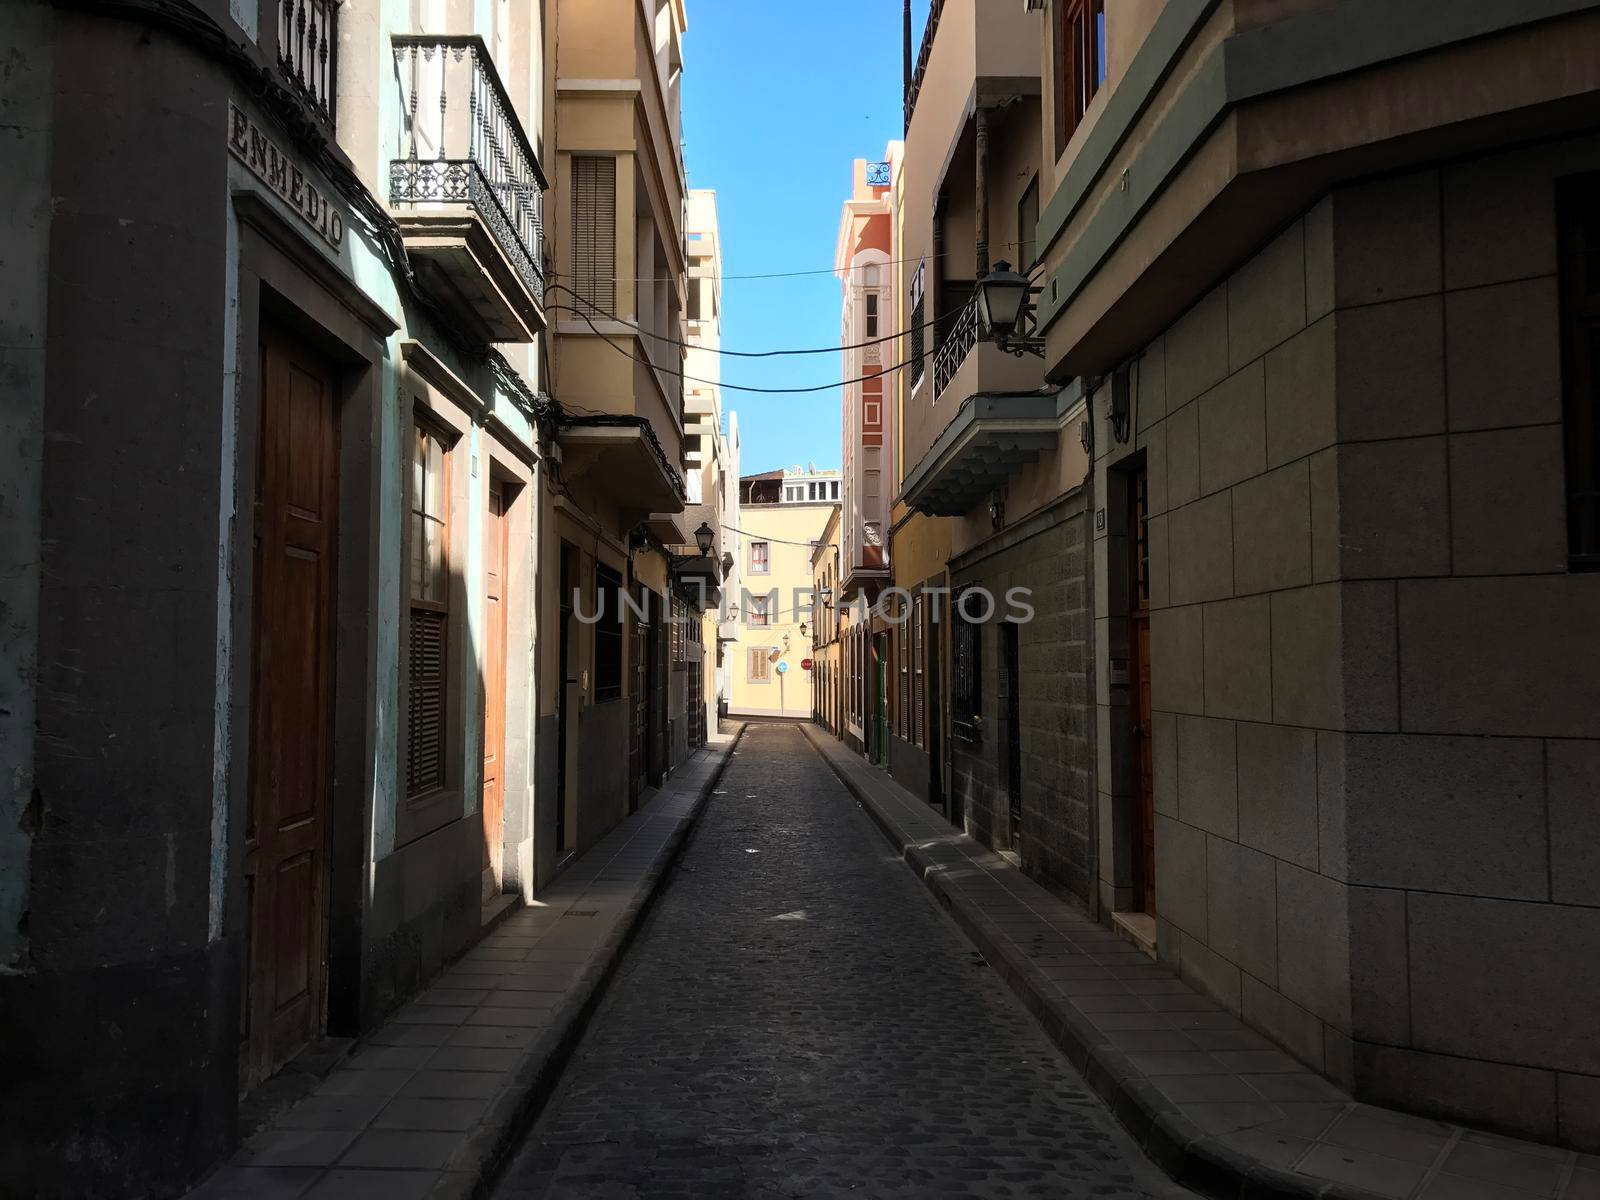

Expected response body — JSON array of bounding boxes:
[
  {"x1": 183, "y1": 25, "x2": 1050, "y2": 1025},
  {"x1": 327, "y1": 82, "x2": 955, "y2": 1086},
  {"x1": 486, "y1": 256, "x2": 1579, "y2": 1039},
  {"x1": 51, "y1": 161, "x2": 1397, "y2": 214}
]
[
  {"x1": 693, "y1": 521, "x2": 714, "y2": 556},
  {"x1": 819, "y1": 584, "x2": 833, "y2": 610},
  {"x1": 974, "y1": 260, "x2": 1043, "y2": 357}
]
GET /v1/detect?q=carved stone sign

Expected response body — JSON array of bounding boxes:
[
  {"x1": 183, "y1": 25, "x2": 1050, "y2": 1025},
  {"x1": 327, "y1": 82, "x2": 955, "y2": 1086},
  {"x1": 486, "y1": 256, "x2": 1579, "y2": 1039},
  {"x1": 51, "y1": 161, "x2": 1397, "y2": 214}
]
[{"x1": 228, "y1": 101, "x2": 345, "y2": 250}]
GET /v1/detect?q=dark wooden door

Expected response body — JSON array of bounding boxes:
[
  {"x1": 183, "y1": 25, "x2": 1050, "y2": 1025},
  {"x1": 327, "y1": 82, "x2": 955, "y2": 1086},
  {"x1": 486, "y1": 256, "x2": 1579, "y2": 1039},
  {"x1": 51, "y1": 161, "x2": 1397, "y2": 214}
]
[
  {"x1": 649, "y1": 614, "x2": 669, "y2": 783},
  {"x1": 1130, "y1": 466, "x2": 1156, "y2": 915},
  {"x1": 243, "y1": 324, "x2": 338, "y2": 1092},
  {"x1": 556, "y1": 547, "x2": 573, "y2": 855},
  {"x1": 872, "y1": 634, "x2": 889, "y2": 766},
  {"x1": 630, "y1": 586, "x2": 648, "y2": 808},
  {"x1": 482, "y1": 482, "x2": 508, "y2": 899},
  {"x1": 1002, "y1": 621, "x2": 1022, "y2": 849}
]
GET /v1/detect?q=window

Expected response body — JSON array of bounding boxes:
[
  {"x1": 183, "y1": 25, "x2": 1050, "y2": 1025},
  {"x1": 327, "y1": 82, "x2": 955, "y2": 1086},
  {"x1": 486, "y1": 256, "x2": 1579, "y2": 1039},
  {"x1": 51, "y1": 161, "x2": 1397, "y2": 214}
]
[
  {"x1": 572, "y1": 155, "x2": 617, "y2": 312},
  {"x1": 407, "y1": 419, "x2": 451, "y2": 798},
  {"x1": 688, "y1": 277, "x2": 705, "y2": 321},
  {"x1": 749, "y1": 540, "x2": 770, "y2": 573},
  {"x1": 747, "y1": 647, "x2": 771, "y2": 683},
  {"x1": 593, "y1": 563, "x2": 623, "y2": 702},
  {"x1": 748, "y1": 593, "x2": 772, "y2": 627},
  {"x1": 909, "y1": 293, "x2": 926, "y2": 388},
  {"x1": 1559, "y1": 173, "x2": 1600, "y2": 569},
  {"x1": 953, "y1": 588, "x2": 982, "y2": 741},
  {"x1": 1054, "y1": 0, "x2": 1105, "y2": 156},
  {"x1": 866, "y1": 293, "x2": 879, "y2": 337},
  {"x1": 831, "y1": 481, "x2": 839, "y2": 499},
  {"x1": 809, "y1": 482, "x2": 819, "y2": 501},
  {"x1": 1018, "y1": 175, "x2": 1040, "y2": 271}
]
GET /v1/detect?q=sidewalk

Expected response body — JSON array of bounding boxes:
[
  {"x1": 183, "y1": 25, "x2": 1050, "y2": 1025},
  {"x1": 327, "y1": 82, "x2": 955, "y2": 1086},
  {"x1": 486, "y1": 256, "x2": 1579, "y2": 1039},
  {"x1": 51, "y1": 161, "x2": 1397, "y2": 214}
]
[
  {"x1": 191, "y1": 725, "x2": 743, "y2": 1200},
  {"x1": 800, "y1": 723, "x2": 1599, "y2": 1200}
]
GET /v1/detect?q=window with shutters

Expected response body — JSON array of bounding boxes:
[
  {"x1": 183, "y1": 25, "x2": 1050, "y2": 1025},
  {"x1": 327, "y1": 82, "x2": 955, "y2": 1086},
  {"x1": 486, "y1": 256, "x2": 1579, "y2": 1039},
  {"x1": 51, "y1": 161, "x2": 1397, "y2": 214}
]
[
  {"x1": 748, "y1": 647, "x2": 771, "y2": 683},
  {"x1": 571, "y1": 155, "x2": 617, "y2": 314},
  {"x1": 1559, "y1": 172, "x2": 1600, "y2": 570},
  {"x1": 749, "y1": 540, "x2": 770, "y2": 574},
  {"x1": 953, "y1": 589, "x2": 982, "y2": 743},
  {"x1": 913, "y1": 593, "x2": 925, "y2": 749},
  {"x1": 594, "y1": 563, "x2": 623, "y2": 702},
  {"x1": 407, "y1": 419, "x2": 451, "y2": 799},
  {"x1": 747, "y1": 593, "x2": 772, "y2": 627}
]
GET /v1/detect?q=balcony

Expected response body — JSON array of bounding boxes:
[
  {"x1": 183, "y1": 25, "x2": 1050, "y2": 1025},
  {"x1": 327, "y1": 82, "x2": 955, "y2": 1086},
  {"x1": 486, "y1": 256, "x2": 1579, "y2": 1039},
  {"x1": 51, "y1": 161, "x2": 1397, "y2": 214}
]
[
  {"x1": 901, "y1": 392, "x2": 1070, "y2": 517},
  {"x1": 277, "y1": 0, "x2": 337, "y2": 127},
  {"x1": 933, "y1": 299, "x2": 979, "y2": 398},
  {"x1": 390, "y1": 36, "x2": 548, "y2": 343},
  {"x1": 930, "y1": 297, "x2": 1047, "y2": 407}
]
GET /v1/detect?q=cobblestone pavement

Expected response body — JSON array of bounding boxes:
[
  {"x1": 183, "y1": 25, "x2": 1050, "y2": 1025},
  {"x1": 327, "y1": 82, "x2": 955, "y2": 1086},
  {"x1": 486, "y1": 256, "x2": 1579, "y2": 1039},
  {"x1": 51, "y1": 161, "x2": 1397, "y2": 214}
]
[{"x1": 493, "y1": 724, "x2": 1192, "y2": 1200}]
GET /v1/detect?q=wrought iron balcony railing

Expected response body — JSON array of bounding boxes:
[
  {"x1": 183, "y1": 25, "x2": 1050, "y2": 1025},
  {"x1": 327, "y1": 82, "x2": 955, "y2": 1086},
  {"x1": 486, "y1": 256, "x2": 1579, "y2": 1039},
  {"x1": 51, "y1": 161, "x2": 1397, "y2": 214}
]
[
  {"x1": 278, "y1": 0, "x2": 337, "y2": 126},
  {"x1": 390, "y1": 35, "x2": 547, "y2": 307},
  {"x1": 933, "y1": 298, "x2": 979, "y2": 398}
]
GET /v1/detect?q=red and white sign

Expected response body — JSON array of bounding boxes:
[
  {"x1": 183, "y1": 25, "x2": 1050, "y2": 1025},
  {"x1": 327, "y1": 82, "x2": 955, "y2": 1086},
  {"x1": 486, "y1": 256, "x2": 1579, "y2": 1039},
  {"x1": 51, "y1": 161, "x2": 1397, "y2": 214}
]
[{"x1": 801, "y1": 658, "x2": 814, "y2": 671}]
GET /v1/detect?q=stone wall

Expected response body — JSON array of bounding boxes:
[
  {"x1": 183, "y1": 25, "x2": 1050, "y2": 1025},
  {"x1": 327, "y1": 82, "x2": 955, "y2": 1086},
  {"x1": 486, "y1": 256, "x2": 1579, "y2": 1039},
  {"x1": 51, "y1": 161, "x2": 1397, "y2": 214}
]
[
  {"x1": 951, "y1": 495, "x2": 1094, "y2": 902},
  {"x1": 1094, "y1": 133, "x2": 1600, "y2": 1146}
]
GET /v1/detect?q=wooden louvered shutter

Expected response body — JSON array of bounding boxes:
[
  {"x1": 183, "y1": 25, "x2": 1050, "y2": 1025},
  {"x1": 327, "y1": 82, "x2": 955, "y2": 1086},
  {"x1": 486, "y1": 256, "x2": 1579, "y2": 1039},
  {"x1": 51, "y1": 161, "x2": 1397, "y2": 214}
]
[
  {"x1": 571, "y1": 155, "x2": 617, "y2": 314},
  {"x1": 407, "y1": 418, "x2": 450, "y2": 798},
  {"x1": 407, "y1": 610, "x2": 446, "y2": 793}
]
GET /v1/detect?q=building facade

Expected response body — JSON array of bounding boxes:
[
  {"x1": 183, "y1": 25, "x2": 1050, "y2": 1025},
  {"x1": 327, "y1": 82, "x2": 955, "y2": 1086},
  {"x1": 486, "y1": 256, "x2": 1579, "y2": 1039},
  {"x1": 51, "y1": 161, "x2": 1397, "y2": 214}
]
[
  {"x1": 683, "y1": 189, "x2": 734, "y2": 743},
  {"x1": 1, "y1": 0, "x2": 709, "y2": 1191},
  {"x1": 895, "y1": 0, "x2": 1097, "y2": 902},
  {"x1": 835, "y1": 149, "x2": 897, "y2": 760},
  {"x1": 1031, "y1": 0, "x2": 1600, "y2": 1149},
  {"x1": 726, "y1": 474, "x2": 837, "y2": 720},
  {"x1": 810, "y1": 505, "x2": 844, "y2": 735},
  {"x1": 540, "y1": 0, "x2": 697, "y2": 864},
  {"x1": 3, "y1": 0, "x2": 560, "y2": 1190}
]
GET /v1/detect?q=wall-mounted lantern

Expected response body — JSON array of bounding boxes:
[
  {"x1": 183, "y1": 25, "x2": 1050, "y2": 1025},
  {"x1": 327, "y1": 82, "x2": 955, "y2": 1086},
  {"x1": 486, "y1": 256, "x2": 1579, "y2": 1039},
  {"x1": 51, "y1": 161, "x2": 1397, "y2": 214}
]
[{"x1": 974, "y1": 260, "x2": 1045, "y2": 358}]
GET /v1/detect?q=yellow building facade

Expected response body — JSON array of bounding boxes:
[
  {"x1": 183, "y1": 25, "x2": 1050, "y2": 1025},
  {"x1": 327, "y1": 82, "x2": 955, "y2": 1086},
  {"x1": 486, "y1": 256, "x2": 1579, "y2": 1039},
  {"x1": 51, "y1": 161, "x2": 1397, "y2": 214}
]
[{"x1": 727, "y1": 495, "x2": 836, "y2": 720}]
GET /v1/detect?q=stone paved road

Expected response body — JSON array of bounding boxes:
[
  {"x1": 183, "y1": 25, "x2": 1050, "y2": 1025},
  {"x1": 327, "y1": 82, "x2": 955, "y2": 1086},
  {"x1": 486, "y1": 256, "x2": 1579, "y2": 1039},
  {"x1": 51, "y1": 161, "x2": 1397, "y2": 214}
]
[{"x1": 494, "y1": 724, "x2": 1192, "y2": 1199}]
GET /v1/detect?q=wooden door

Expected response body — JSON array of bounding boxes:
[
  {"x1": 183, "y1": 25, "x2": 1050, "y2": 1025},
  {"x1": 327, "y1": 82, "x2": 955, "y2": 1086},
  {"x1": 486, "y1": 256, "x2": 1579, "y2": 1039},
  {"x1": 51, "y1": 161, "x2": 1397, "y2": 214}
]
[
  {"x1": 1130, "y1": 467, "x2": 1156, "y2": 915},
  {"x1": 481, "y1": 482, "x2": 508, "y2": 900},
  {"x1": 556, "y1": 546, "x2": 574, "y2": 854},
  {"x1": 650, "y1": 615, "x2": 669, "y2": 781},
  {"x1": 630, "y1": 588, "x2": 648, "y2": 808},
  {"x1": 1002, "y1": 621, "x2": 1023, "y2": 848},
  {"x1": 243, "y1": 323, "x2": 338, "y2": 1092}
]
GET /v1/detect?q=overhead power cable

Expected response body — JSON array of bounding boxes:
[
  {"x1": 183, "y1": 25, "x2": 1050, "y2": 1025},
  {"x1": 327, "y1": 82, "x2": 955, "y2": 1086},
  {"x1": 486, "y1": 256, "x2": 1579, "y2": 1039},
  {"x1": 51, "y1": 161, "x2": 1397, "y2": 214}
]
[
  {"x1": 564, "y1": 301, "x2": 924, "y2": 395},
  {"x1": 720, "y1": 522, "x2": 835, "y2": 549},
  {"x1": 548, "y1": 282, "x2": 962, "y2": 359},
  {"x1": 600, "y1": 240, "x2": 1035, "y2": 284}
]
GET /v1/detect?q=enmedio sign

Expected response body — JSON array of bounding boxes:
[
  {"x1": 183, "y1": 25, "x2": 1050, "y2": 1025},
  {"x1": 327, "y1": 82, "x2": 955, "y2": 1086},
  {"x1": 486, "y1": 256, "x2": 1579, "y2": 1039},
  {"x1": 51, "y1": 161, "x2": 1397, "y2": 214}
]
[{"x1": 228, "y1": 102, "x2": 345, "y2": 250}]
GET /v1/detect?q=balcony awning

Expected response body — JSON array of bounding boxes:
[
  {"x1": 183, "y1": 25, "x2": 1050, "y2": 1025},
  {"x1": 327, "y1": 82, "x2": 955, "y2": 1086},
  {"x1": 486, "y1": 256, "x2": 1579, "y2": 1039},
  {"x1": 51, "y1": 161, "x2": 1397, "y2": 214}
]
[
  {"x1": 558, "y1": 419, "x2": 685, "y2": 515},
  {"x1": 901, "y1": 390, "x2": 1075, "y2": 517},
  {"x1": 646, "y1": 512, "x2": 689, "y2": 545}
]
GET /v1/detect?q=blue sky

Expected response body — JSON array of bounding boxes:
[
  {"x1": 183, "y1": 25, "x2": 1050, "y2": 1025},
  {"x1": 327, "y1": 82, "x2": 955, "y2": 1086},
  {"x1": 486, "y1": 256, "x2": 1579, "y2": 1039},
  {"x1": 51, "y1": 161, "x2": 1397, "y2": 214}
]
[{"x1": 682, "y1": 0, "x2": 930, "y2": 476}]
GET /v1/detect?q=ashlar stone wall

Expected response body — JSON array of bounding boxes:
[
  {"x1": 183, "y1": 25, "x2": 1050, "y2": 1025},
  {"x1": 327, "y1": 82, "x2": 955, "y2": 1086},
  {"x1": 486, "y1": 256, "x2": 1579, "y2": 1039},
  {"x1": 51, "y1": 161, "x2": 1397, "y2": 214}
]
[{"x1": 1094, "y1": 133, "x2": 1600, "y2": 1147}]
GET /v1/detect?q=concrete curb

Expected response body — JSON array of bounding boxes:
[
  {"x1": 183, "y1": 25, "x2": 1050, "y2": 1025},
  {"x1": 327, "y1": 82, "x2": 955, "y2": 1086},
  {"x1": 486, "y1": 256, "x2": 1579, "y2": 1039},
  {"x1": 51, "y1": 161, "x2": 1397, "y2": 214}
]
[
  {"x1": 431, "y1": 724, "x2": 747, "y2": 1200},
  {"x1": 799, "y1": 722, "x2": 1388, "y2": 1200}
]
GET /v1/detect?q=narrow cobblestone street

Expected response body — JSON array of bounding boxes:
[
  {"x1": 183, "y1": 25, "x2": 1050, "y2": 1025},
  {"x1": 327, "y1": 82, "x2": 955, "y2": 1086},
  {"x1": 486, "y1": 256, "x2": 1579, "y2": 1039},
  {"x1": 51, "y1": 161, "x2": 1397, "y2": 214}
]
[{"x1": 494, "y1": 724, "x2": 1190, "y2": 1199}]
